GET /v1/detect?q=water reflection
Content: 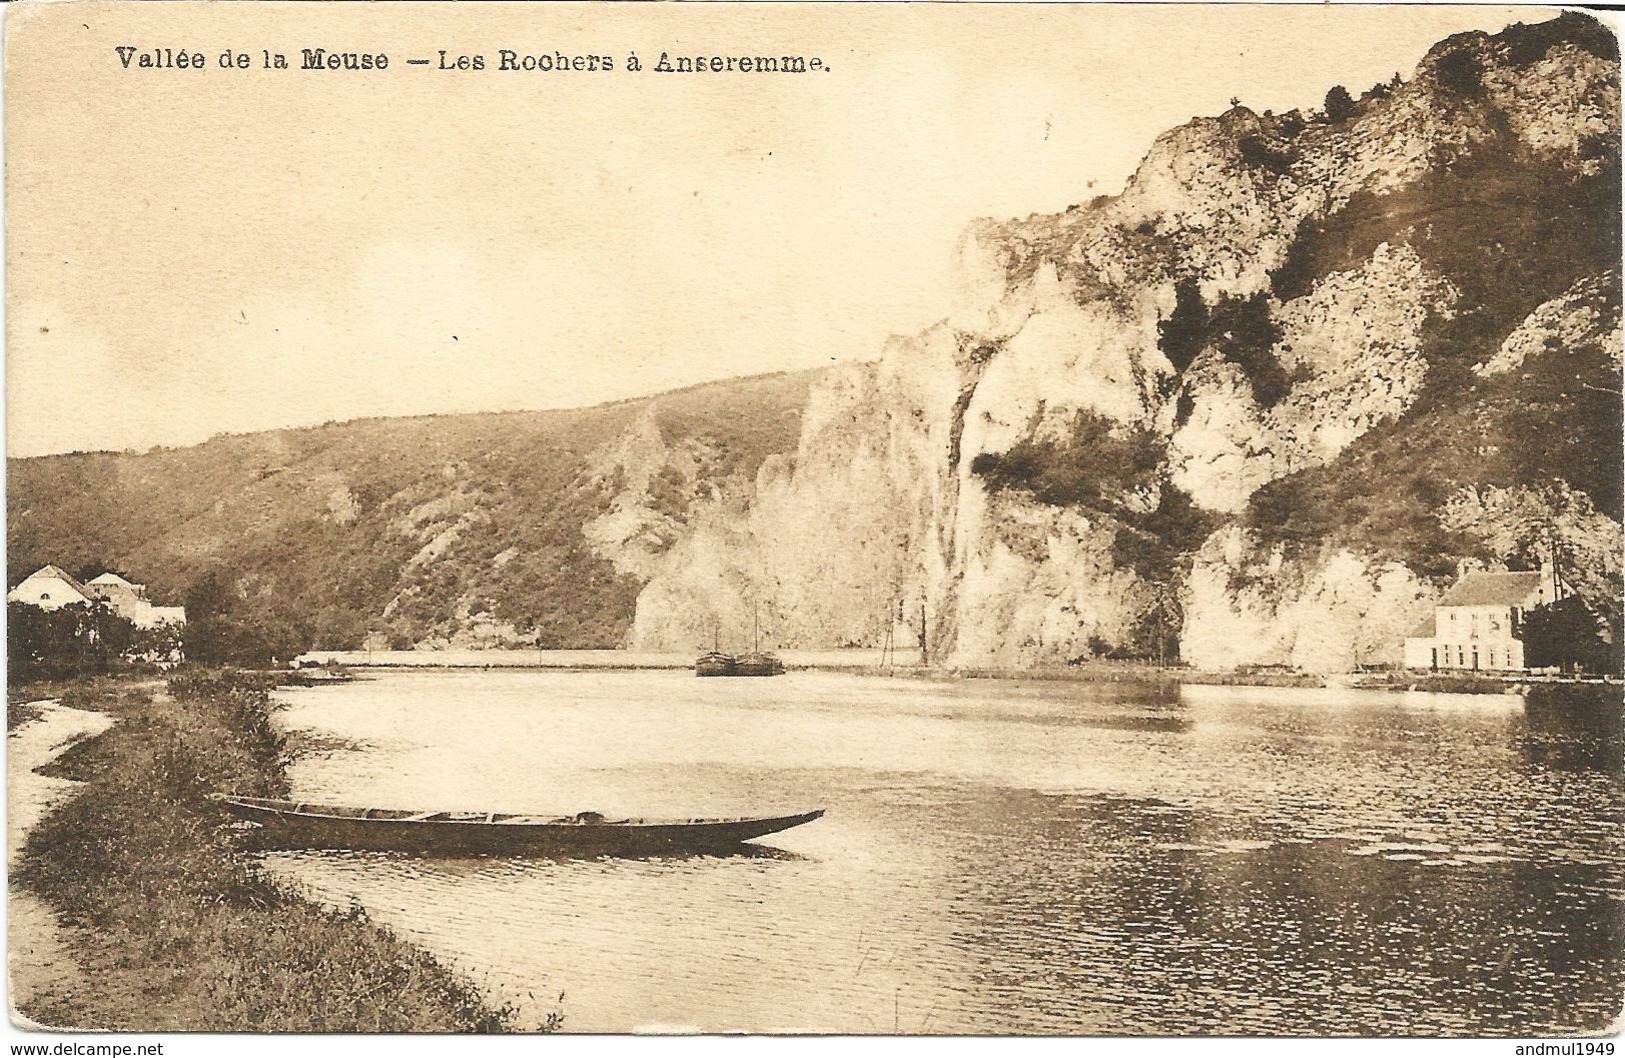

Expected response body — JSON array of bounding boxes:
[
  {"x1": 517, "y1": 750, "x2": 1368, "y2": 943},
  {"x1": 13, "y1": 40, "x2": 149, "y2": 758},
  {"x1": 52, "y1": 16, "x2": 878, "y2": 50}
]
[
  {"x1": 263, "y1": 671, "x2": 1623, "y2": 1034},
  {"x1": 1519, "y1": 686, "x2": 1624, "y2": 773},
  {"x1": 944, "y1": 793, "x2": 1623, "y2": 1034},
  {"x1": 260, "y1": 842, "x2": 804, "y2": 867}
]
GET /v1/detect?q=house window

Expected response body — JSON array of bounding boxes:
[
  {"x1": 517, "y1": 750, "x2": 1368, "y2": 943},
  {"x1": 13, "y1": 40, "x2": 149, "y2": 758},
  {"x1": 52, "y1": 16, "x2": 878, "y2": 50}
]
[
  {"x1": 1488, "y1": 649, "x2": 1497, "y2": 668},
  {"x1": 40, "y1": 592, "x2": 49, "y2": 601}
]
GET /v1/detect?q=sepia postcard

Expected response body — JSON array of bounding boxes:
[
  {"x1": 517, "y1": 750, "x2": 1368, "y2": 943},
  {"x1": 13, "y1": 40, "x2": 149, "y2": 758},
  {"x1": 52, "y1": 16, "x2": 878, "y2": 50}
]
[{"x1": 3, "y1": 0, "x2": 1622, "y2": 1044}]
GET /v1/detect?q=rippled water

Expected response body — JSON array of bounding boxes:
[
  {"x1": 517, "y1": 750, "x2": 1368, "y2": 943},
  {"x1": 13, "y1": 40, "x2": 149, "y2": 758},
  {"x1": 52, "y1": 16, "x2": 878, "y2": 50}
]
[{"x1": 263, "y1": 670, "x2": 1623, "y2": 1034}]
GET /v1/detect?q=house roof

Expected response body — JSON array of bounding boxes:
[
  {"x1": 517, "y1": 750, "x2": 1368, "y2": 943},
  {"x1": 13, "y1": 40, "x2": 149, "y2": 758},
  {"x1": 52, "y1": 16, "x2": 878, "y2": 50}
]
[
  {"x1": 1438, "y1": 571, "x2": 1545, "y2": 607},
  {"x1": 15, "y1": 564, "x2": 91, "y2": 600},
  {"x1": 1405, "y1": 614, "x2": 1436, "y2": 639},
  {"x1": 88, "y1": 572, "x2": 139, "y2": 588}
]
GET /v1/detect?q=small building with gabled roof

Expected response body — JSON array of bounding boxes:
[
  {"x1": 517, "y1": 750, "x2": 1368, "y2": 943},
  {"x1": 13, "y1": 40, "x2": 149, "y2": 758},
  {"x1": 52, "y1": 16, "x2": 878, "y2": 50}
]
[
  {"x1": 87, "y1": 572, "x2": 144, "y2": 595},
  {"x1": 7, "y1": 564, "x2": 93, "y2": 610},
  {"x1": 84, "y1": 572, "x2": 183, "y2": 629},
  {"x1": 1403, "y1": 569, "x2": 1556, "y2": 672}
]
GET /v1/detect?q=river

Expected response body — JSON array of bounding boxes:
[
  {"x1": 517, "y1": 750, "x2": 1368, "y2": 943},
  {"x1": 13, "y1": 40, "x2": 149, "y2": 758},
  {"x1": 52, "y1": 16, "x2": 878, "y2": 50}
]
[
  {"x1": 261, "y1": 669, "x2": 1622, "y2": 1034},
  {"x1": 9, "y1": 700, "x2": 113, "y2": 1022}
]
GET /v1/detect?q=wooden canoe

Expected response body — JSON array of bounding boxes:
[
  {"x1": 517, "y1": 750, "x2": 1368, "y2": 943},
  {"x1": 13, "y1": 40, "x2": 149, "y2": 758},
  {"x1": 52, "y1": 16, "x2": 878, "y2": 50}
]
[{"x1": 212, "y1": 794, "x2": 824, "y2": 855}]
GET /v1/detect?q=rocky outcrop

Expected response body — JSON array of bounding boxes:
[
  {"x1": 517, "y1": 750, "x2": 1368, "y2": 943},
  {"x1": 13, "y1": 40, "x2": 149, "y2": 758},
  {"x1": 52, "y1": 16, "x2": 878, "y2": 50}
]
[
  {"x1": 1476, "y1": 273, "x2": 1623, "y2": 377},
  {"x1": 582, "y1": 406, "x2": 722, "y2": 581},
  {"x1": 632, "y1": 335, "x2": 958, "y2": 652},
  {"x1": 625, "y1": 15, "x2": 1620, "y2": 671},
  {"x1": 1170, "y1": 243, "x2": 1453, "y2": 512}
]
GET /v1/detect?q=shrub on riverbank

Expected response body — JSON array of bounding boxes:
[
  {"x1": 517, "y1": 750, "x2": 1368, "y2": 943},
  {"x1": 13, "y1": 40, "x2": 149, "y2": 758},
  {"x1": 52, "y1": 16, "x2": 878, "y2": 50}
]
[
  {"x1": 13, "y1": 673, "x2": 533, "y2": 1032},
  {"x1": 846, "y1": 663, "x2": 1325, "y2": 688},
  {"x1": 1181, "y1": 670, "x2": 1326, "y2": 688},
  {"x1": 1350, "y1": 672, "x2": 1518, "y2": 694}
]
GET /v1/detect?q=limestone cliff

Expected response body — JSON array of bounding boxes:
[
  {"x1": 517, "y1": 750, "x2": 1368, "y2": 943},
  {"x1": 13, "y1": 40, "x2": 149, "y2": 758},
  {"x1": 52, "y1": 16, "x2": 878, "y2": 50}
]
[{"x1": 623, "y1": 14, "x2": 1620, "y2": 670}]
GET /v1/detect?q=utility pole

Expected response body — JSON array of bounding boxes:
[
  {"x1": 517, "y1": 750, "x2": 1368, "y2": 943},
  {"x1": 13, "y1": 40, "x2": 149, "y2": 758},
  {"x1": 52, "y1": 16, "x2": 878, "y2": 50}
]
[{"x1": 1157, "y1": 595, "x2": 1166, "y2": 669}]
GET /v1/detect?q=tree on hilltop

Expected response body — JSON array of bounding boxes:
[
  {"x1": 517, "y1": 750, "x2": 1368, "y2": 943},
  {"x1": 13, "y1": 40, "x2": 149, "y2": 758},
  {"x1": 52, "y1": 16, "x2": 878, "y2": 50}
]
[{"x1": 1323, "y1": 85, "x2": 1355, "y2": 123}]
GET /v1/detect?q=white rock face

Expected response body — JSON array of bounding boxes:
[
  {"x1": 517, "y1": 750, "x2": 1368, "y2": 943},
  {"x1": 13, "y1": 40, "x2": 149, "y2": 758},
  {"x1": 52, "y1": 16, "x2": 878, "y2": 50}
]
[
  {"x1": 1273, "y1": 244, "x2": 1448, "y2": 458},
  {"x1": 950, "y1": 490, "x2": 1154, "y2": 664},
  {"x1": 1485, "y1": 44, "x2": 1620, "y2": 163},
  {"x1": 967, "y1": 292, "x2": 1163, "y2": 451},
  {"x1": 1169, "y1": 243, "x2": 1452, "y2": 513},
  {"x1": 1166, "y1": 357, "x2": 1272, "y2": 514},
  {"x1": 326, "y1": 485, "x2": 359, "y2": 526},
  {"x1": 1182, "y1": 528, "x2": 1436, "y2": 672},
  {"x1": 631, "y1": 343, "x2": 957, "y2": 653}
]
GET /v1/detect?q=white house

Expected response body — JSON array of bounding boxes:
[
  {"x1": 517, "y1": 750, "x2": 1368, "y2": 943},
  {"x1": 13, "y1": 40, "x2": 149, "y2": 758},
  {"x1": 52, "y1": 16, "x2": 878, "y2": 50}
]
[
  {"x1": 6, "y1": 564, "x2": 94, "y2": 610},
  {"x1": 85, "y1": 572, "x2": 186, "y2": 629},
  {"x1": 1403, "y1": 570, "x2": 1556, "y2": 672},
  {"x1": 87, "y1": 572, "x2": 143, "y2": 597}
]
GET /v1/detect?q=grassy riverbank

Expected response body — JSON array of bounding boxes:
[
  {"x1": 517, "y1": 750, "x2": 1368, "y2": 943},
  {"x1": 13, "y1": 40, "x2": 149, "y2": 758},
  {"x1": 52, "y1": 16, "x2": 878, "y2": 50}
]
[{"x1": 11, "y1": 671, "x2": 545, "y2": 1032}]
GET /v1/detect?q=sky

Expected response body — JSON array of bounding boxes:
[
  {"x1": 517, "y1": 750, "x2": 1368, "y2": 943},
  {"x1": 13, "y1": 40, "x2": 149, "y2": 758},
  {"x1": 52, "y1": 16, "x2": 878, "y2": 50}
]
[{"x1": 5, "y1": 2, "x2": 1555, "y2": 456}]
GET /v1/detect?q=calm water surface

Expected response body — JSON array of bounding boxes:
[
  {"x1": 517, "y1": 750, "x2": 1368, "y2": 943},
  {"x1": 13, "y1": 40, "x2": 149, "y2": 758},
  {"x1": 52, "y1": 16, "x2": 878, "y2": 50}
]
[{"x1": 264, "y1": 670, "x2": 1623, "y2": 1034}]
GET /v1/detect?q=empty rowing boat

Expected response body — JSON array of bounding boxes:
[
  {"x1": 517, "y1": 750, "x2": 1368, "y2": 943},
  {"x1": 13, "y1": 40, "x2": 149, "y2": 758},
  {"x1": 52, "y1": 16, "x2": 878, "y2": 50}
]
[{"x1": 212, "y1": 794, "x2": 824, "y2": 855}]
